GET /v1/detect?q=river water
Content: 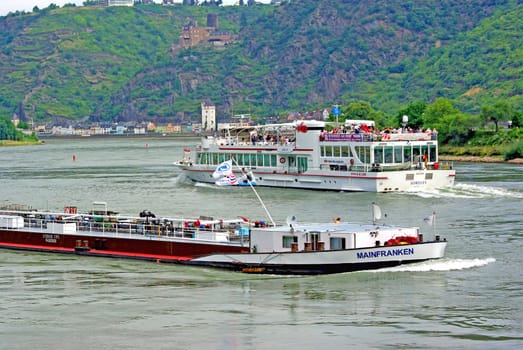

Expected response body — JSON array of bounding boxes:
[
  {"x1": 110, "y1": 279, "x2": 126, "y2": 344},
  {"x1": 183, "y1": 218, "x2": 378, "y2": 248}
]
[{"x1": 0, "y1": 138, "x2": 522, "y2": 349}]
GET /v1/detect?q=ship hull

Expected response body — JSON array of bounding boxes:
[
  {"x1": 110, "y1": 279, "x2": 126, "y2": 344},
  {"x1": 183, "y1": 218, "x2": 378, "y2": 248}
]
[
  {"x1": 0, "y1": 228, "x2": 248, "y2": 262},
  {"x1": 189, "y1": 241, "x2": 447, "y2": 275},
  {"x1": 180, "y1": 165, "x2": 455, "y2": 192}
]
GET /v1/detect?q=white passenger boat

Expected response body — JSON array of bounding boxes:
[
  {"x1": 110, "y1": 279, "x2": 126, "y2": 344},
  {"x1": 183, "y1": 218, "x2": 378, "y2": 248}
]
[{"x1": 174, "y1": 120, "x2": 455, "y2": 192}]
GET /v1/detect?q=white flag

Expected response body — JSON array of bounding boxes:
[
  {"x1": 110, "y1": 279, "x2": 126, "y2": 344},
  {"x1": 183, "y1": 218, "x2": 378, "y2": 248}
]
[
  {"x1": 423, "y1": 212, "x2": 435, "y2": 225},
  {"x1": 372, "y1": 203, "x2": 382, "y2": 221},
  {"x1": 212, "y1": 160, "x2": 233, "y2": 179}
]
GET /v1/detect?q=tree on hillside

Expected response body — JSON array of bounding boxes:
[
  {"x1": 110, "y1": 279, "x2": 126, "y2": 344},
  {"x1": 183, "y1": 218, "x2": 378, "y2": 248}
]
[
  {"x1": 434, "y1": 112, "x2": 477, "y2": 145},
  {"x1": 512, "y1": 110, "x2": 522, "y2": 128},
  {"x1": 0, "y1": 116, "x2": 19, "y2": 140},
  {"x1": 342, "y1": 101, "x2": 372, "y2": 120},
  {"x1": 396, "y1": 101, "x2": 427, "y2": 129},
  {"x1": 480, "y1": 100, "x2": 515, "y2": 132},
  {"x1": 331, "y1": 101, "x2": 389, "y2": 129},
  {"x1": 423, "y1": 98, "x2": 459, "y2": 127}
]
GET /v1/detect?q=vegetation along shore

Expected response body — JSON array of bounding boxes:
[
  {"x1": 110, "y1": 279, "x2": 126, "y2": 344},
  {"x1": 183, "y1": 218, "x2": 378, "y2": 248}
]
[{"x1": 1, "y1": 1, "x2": 521, "y2": 162}]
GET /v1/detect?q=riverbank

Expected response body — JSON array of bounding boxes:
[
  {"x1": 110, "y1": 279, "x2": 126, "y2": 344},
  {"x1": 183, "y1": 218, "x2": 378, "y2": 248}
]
[
  {"x1": 0, "y1": 140, "x2": 42, "y2": 146},
  {"x1": 1, "y1": 133, "x2": 199, "y2": 146},
  {"x1": 440, "y1": 155, "x2": 523, "y2": 164}
]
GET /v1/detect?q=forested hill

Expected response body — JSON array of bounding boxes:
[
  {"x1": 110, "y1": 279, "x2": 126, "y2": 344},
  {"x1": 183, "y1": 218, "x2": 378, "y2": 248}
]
[{"x1": 0, "y1": 0, "x2": 521, "y2": 124}]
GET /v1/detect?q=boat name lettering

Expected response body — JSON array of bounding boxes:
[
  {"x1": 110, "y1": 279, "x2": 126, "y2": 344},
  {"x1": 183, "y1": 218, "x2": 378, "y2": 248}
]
[
  {"x1": 410, "y1": 181, "x2": 427, "y2": 185},
  {"x1": 277, "y1": 146, "x2": 293, "y2": 153},
  {"x1": 323, "y1": 134, "x2": 363, "y2": 142},
  {"x1": 356, "y1": 248, "x2": 414, "y2": 259},
  {"x1": 323, "y1": 159, "x2": 345, "y2": 164},
  {"x1": 43, "y1": 234, "x2": 59, "y2": 243},
  {"x1": 351, "y1": 172, "x2": 367, "y2": 176}
]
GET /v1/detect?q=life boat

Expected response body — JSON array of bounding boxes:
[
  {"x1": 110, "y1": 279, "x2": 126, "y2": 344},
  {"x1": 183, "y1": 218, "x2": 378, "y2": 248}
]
[{"x1": 385, "y1": 236, "x2": 419, "y2": 246}]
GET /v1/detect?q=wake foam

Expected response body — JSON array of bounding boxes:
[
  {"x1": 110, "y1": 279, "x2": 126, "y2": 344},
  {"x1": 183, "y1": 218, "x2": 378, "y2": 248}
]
[
  {"x1": 404, "y1": 183, "x2": 522, "y2": 199},
  {"x1": 374, "y1": 257, "x2": 496, "y2": 272}
]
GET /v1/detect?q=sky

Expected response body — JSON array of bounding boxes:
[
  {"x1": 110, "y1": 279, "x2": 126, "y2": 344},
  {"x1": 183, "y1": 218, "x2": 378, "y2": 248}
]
[{"x1": 0, "y1": 1, "x2": 271, "y2": 16}]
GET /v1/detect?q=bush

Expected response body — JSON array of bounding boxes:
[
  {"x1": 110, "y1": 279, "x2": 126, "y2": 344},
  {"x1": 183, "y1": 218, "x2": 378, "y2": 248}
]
[{"x1": 503, "y1": 140, "x2": 523, "y2": 161}]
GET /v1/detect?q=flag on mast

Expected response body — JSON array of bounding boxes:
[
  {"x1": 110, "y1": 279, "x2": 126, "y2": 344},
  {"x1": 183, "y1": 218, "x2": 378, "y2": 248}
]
[
  {"x1": 372, "y1": 203, "x2": 382, "y2": 224},
  {"x1": 212, "y1": 160, "x2": 233, "y2": 179},
  {"x1": 423, "y1": 211, "x2": 436, "y2": 225}
]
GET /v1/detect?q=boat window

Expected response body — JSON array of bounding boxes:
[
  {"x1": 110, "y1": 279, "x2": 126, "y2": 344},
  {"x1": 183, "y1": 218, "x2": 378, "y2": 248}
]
[
  {"x1": 429, "y1": 145, "x2": 437, "y2": 162},
  {"x1": 412, "y1": 146, "x2": 421, "y2": 161},
  {"x1": 341, "y1": 146, "x2": 349, "y2": 158},
  {"x1": 235, "y1": 154, "x2": 243, "y2": 166},
  {"x1": 199, "y1": 152, "x2": 207, "y2": 164},
  {"x1": 383, "y1": 146, "x2": 394, "y2": 164},
  {"x1": 333, "y1": 146, "x2": 341, "y2": 157},
  {"x1": 330, "y1": 237, "x2": 346, "y2": 250},
  {"x1": 257, "y1": 154, "x2": 264, "y2": 166},
  {"x1": 325, "y1": 146, "x2": 333, "y2": 157},
  {"x1": 218, "y1": 154, "x2": 226, "y2": 163},
  {"x1": 374, "y1": 147, "x2": 384, "y2": 164},
  {"x1": 243, "y1": 154, "x2": 250, "y2": 166},
  {"x1": 271, "y1": 154, "x2": 277, "y2": 167},
  {"x1": 404, "y1": 146, "x2": 412, "y2": 162},
  {"x1": 263, "y1": 154, "x2": 271, "y2": 167},
  {"x1": 394, "y1": 146, "x2": 403, "y2": 163},
  {"x1": 212, "y1": 153, "x2": 219, "y2": 165},
  {"x1": 421, "y1": 145, "x2": 429, "y2": 161},
  {"x1": 355, "y1": 146, "x2": 371, "y2": 164},
  {"x1": 250, "y1": 154, "x2": 257, "y2": 167},
  {"x1": 282, "y1": 235, "x2": 298, "y2": 248}
]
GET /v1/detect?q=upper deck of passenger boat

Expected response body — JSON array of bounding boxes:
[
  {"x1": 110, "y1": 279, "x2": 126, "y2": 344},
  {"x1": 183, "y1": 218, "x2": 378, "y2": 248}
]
[{"x1": 205, "y1": 119, "x2": 438, "y2": 149}]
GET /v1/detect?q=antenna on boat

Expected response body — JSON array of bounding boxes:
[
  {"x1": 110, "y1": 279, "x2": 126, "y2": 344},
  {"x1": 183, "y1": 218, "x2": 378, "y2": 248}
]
[
  {"x1": 286, "y1": 215, "x2": 297, "y2": 226},
  {"x1": 231, "y1": 158, "x2": 276, "y2": 227}
]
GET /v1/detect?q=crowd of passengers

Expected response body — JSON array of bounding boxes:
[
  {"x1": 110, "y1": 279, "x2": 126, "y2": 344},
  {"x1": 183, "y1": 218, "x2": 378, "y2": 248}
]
[
  {"x1": 218, "y1": 124, "x2": 438, "y2": 146},
  {"x1": 334, "y1": 124, "x2": 437, "y2": 135},
  {"x1": 324, "y1": 124, "x2": 438, "y2": 140}
]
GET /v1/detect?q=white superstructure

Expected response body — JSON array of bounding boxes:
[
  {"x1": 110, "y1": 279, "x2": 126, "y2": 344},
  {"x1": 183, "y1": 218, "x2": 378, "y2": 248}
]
[{"x1": 174, "y1": 120, "x2": 456, "y2": 192}]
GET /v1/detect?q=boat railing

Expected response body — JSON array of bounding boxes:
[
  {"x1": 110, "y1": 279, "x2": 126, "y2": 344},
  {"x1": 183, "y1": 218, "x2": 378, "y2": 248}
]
[
  {"x1": 2, "y1": 210, "x2": 249, "y2": 243},
  {"x1": 320, "y1": 132, "x2": 434, "y2": 142}
]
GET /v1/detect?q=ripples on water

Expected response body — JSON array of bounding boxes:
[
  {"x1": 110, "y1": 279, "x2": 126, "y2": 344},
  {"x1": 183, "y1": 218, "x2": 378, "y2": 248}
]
[{"x1": 1, "y1": 139, "x2": 522, "y2": 349}]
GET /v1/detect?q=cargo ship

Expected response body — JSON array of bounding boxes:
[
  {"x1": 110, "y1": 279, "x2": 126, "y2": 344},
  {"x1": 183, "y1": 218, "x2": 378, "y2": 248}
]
[{"x1": 0, "y1": 203, "x2": 447, "y2": 275}]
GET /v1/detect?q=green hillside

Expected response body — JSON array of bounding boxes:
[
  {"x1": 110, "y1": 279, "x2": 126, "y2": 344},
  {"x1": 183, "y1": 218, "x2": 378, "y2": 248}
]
[{"x1": 0, "y1": 0, "x2": 521, "y2": 123}]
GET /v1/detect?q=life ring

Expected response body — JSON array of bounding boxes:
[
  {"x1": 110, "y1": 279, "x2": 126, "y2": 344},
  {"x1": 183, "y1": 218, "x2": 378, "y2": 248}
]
[
  {"x1": 350, "y1": 158, "x2": 355, "y2": 166},
  {"x1": 279, "y1": 157, "x2": 286, "y2": 164},
  {"x1": 385, "y1": 236, "x2": 419, "y2": 246}
]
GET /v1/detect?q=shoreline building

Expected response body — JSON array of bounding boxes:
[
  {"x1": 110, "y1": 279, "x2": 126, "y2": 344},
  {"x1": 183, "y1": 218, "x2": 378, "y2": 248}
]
[
  {"x1": 201, "y1": 99, "x2": 216, "y2": 132},
  {"x1": 109, "y1": 0, "x2": 134, "y2": 6},
  {"x1": 95, "y1": 0, "x2": 134, "y2": 7}
]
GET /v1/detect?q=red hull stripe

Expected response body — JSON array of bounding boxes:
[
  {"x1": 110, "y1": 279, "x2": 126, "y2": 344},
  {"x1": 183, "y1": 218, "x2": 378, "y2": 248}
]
[
  {"x1": 0, "y1": 242, "x2": 193, "y2": 262},
  {"x1": 185, "y1": 169, "x2": 388, "y2": 180}
]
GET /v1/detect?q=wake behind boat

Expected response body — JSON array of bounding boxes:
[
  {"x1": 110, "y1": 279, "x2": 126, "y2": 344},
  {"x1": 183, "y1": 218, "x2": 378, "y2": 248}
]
[
  {"x1": 174, "y1": 119, "x2": 456, "y2": 192},
  {"x1": 0, "y1": 203, "x2": 446, "y2": 275}
]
